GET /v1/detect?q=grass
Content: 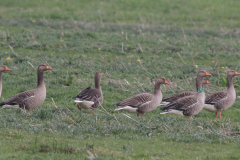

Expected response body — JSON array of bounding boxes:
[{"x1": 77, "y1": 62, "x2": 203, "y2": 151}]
[{"x1": 1, "y1": 0, "x2": 240, "y2": 159}]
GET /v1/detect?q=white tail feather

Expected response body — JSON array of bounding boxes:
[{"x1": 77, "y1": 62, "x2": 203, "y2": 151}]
[
  {"x1": 114, "y1": 106, "x2": 138, "y2": 113},
  {"x1": 204, "y1": 104, "x2": 217, "y2": 112},
  {"x1": 2, "y1": 105, "x2": 19, "y2": 109},
  {"x1": 160, "y1": 109, "x2": 183, "y2": 116},
  {"x1": 159, "y1": 101, "x2": 170, "y2": 106}
]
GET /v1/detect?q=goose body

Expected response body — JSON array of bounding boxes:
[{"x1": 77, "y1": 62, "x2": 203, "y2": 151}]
[
  {"x1": 160, "y1": 71, "x2": 211, "y2": 119},
  {"x1": 160, "y1": 78, "x2": 210, "y2": 106},
  {"x1": 0, "y1": 64, "x2": 52, "y2": 111},
  {"x1": 114, "y1": 77, "x2": 169, "y2": 117},
  {"x1": 204, "y1": 70, "x2": 240, "y2": 118},
  {"x1": 0, "y1": 65, "x2": 11, "y2": 98},
  {"x1": 74, "y1": 71, "x2": 103, "y2": 113}
]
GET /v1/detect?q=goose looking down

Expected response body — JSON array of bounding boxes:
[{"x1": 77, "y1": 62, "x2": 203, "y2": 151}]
[
  {"x1": 160, "y1": 78, "x2": 211, "y2": 106},
  {"x1": 0, "y1": 64, "x2": 52, "y2": 110},
  {"x1": 160, "y1": 71, "x2": 211, "y2": 119},
  {"x1": 0, "y1": 65, "x2": 11, "y2": 98},
  {"x1": 204, "y1": 70, "x2": 240, "y2": 119},
  {"x1": 74, "y1": 71, "x2": 104, "y2": 113},
  {"x1": 114, "y1": 77, "x2": 170, "y2": 117}
]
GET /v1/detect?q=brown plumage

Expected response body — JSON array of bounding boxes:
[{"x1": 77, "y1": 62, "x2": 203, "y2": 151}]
[
  {"x1": 114, "y1": 77, "x2": 170, "y2": 117},
  {"x1": 160, "y1": 71, "x2": 211, "y2": 119},
  {"x1": 74, "y1": 71, "x2": 103, "y2": 113},
  {"x1": 0, "y1": 65, "x2": 11, "y2": 98},
  {"x1": 204, "y1": 70, "x2": 240, "y2": 119},
  {"x1": 0, "y1": 64, "x2": 52, "y2": 110},
  {"x1": 161, "y1": 78, "x2": 210, "y2": 106}
]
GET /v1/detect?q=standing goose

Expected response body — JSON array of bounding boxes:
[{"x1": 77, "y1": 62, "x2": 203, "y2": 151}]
[
  {"x1": 0, "y1": 65, "x2": 11, "y2": 98},
  {"x1": 114, "y1": 77, "x2": 170, "y2": 117},
  {"x1": 74, "y1": 71, "x2": 104, "y2": 113},
  {"x1": 160, "y1": 78, "x2": 211, "y2": 106},
  {"x1": 160, "y1": 71, "x2": 211, "y2": 119},
  {"x1": 1, "y1": 64, "x2": 52, "y2": 110},
  {"x1": 204, "y1": 70, "x2": 240, "y2": 119}
]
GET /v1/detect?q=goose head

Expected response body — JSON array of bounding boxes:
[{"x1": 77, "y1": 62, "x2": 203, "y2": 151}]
[{"x1": 0, "y1": 65, "x2": 11, "y2": 72}]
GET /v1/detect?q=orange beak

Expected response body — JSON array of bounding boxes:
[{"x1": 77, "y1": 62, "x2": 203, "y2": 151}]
[
  {"x1": 100, "y1": 73, "x2": 104, "y2": 76},
  {"x1": 5, "y1": 67, "x2": 11, "y2": 71},
  {"x1": 205, "y1": 72, "x2": 211, "y2": 76},
  {"x1": 206, "y1": 80, "x2": 211, "y2": 84},
  {"x1": 165, "y1": 80, "x2": 170, "y2": 85},
  {"x1": 46, "y1": 66, "x2": 53, "y2": 70},
  {"x1": 235, "y1": 71, "x2": 240, "y2": 75}
]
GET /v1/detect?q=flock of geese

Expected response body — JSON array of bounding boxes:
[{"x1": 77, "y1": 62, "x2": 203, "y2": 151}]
[{"x1": 0, "y1": 64, "x2": 239, "y2": 119}]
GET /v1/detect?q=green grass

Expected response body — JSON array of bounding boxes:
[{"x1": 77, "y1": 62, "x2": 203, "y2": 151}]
[{"x1": 1, "y1": 0, "x2": 240, "y2": 159}]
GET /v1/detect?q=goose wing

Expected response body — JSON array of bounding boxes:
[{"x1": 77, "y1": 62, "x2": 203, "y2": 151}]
[
  {"x1": 0, "y1": 90, "x2": 35, "y2": 108},
  {"x1": 114, "y1": 93, "x2": 153, "y2": 108},
  {"x1": 75, "y1": 87, "x2": 102, "y2": 103},
  {"x1": 163, "y1": 91, "x2": 195, "y2": 102},
  {"x1": 162, "y1": 95, "x2": 198, "y2": 111},
  {"x1": 205, "y1": 91, "x2": 227, "y2": 105}
]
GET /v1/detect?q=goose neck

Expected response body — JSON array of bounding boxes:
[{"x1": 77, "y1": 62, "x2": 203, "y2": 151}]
[
  {"x1": 0, "y1": 72, "x2": 2, "y2": 97},
  {"x1": 227, "y1": 75, "x2": 234, "y2": 89},
  {"x1": 196, "y1": 76, "x2": 203, "y2": 92},
  {"x1": 154, "y1": 82, "x2": 161, "y2": 95},
  {"x1": 37, "y1": 69, "x2": 45, "y2": 87}
]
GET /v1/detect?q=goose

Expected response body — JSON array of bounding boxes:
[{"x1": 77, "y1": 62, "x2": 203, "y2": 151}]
[
  {"x1": 0, "y1": 65, "x2": 11, "y2": 98},
  {"x1": 0, "y1": 64, "x2": 52, "y2": 110},
  {"x1": 74, "y1": 71, "x2": 104, "y2": 113},
  {"x1": 160, "y1": 78, "x2": 211, "y2": 106},
  {"x1": 204, "y1": 70, "x2": 240, "y2": 119},
  {"x1": 160, "y1": 70, "x2": 211, "y2": 119},
  {"x1": 114, "y1": 77, "x2": 170, "y2": 117}
]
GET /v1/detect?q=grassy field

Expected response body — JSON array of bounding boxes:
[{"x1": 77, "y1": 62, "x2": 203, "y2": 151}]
[{"x1": 1, "y1": 0, "x2": 240, "y2": 159}]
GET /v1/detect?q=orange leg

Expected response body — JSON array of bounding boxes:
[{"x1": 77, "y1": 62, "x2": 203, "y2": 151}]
[
  {"x1": 141, "y1": 115, "x2": 144, "y2": 118},
  {"x1": 188, "y1": 116, "x2": 192, "y2": 120},
  {"x1": 76, "y1": 104, "x2": 81, "y2": 111},
  {"x1": 91, "y1": 110, "x2": 93, "y2": 114},
  {"x1": 215, "y1": 112, "x2": 218, "y2": 119},
  {"x1": 137, "y1": 114, "x2": 139, "y2": 117},
  {"x1": 219, "y1": 112, "x2": 222, "y2": 119}
]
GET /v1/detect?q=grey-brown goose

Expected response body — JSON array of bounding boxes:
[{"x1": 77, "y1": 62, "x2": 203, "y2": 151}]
[
  {"x1": 114, "y1": 77, "x2": 170, "y2": 117},
  {"x1": 160, "y1": 78, "x2": 211, "y2": 106},
  {"x1": 0, "y1": 64, "x2": 52, "y2": 110},
  {"x1": 0, "y1": 65, "x2": 11, "y2": 98},
  {"x1": 160, "y1": 71, "x2": 211, "y2": 119},
  {"x1": 74, "y1": 71, "x2": 104, "y2": 113},
  {"x1": 204, "y1": 70, "x2": 240, "y2": 119}
]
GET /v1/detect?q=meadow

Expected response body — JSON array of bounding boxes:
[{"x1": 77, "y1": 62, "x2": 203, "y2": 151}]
[{"x1": 1, "y1": 0, "x2": 240, "y2": 159}]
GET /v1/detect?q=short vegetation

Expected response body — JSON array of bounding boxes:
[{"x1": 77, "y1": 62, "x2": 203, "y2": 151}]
[{"x1": 1, "y1": 0, "x2": 240, "y2": 159}]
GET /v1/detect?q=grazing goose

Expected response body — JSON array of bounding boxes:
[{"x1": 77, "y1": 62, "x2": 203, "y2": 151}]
[
  {"x1": 0, "y1": 65, "x2": 11, "y2": 98},
  {"x1": 0, "y1": 64, "x2": 52, "y2": 110},
  {"x1": 74, "y1": 71, "x2": 104, "y2": 113},
  {"x1": 204, "y1": 70, "x2": 240, "y2": 119},
  {"x1": 160, "y1": 71, "x2": 211, "y2": 119},
  {"x1": 114, "y1": 77, "x2": 170, "y2": 117},
  {"x1": 160, "y1": 78, "x2": 211, "y2": 106}
]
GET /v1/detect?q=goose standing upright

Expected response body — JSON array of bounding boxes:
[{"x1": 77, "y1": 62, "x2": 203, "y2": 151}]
[
  {"x1": 74, "y1": 71, "x2": 104, "y2": 113},
  {"x1": 160, "y1": 71, "x2": 211, "y2": 119},
  {"x1": 114, "y1": 77, "x2": 170, "y2": 117},
  {"x1": 160, "y1": 78, "x2": 210, "y2": 106},
  {"x1": 0, "y1": 65, "x2": 11, "y2": 98},
  {"x1": 1, "y1": 64, "x2": 52, "y2": 110},
  {"x1": 204, "y1": 70, "x2": 240, "y2": 119}
]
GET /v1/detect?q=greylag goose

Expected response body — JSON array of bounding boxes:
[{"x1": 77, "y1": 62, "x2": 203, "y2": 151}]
[
  {"x1": 114, "y1": 77, "x2": 170, "y2": 117},
  {"x1": 0, "y1": 64, "x2": 52, "y2": 110},
  {"x1": 74, "y1": 71, "x2": 104, "y2": 113},
  {"x1": 160, "y1": 78, "x2": 211, "y2": 106},
  {"x1": 160, "y1": 71, "x2": 211, "y2": 119},
  {"x1": 0, "y1": 65, "x2": 11, "y2": 98},
  {"x1": 204, "y1": 70, "x2": 240, "y2": 119}
]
